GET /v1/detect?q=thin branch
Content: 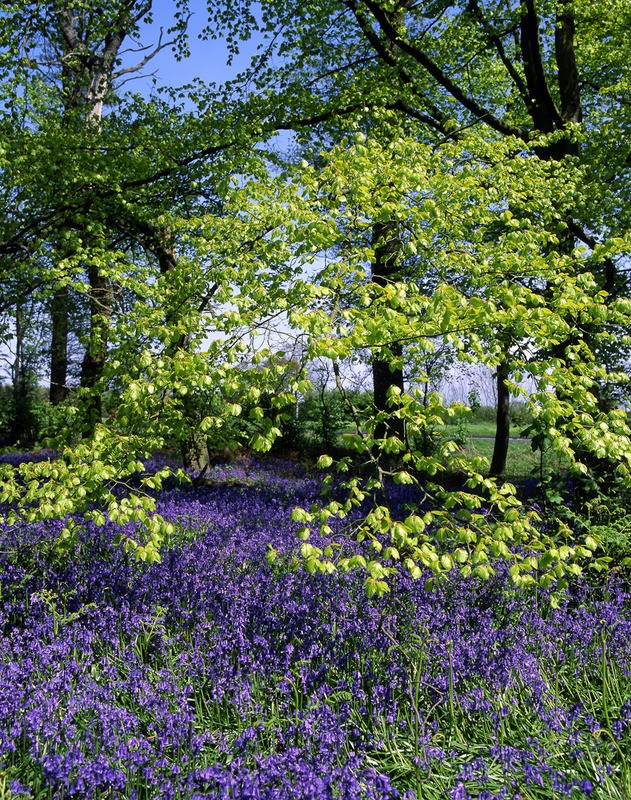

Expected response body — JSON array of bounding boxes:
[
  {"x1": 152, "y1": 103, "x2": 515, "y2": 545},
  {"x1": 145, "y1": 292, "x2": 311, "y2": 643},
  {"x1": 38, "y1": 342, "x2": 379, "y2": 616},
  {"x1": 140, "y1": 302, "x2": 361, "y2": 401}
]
[
  {"x1": 467, "y1": 0, "x2": 534, "y2": 113},
  {"x1": 566, "y1": 221, "x2": 616, "y2": 292},
  {"x1": 302, "y1": 54, "x2": 377, "y2": 89},
  {"x1": 131, "y1": 1, "x2": 153, "y2": 26},
  {"x1": 113, "y1": 29, "x2": 176, "y2": 79},
  {"x1": 346, "y1": 0, "x2": 529, "y2": 139},
  {"x1": 115, "y1": 68, "x2": 159, "y2": 87}
]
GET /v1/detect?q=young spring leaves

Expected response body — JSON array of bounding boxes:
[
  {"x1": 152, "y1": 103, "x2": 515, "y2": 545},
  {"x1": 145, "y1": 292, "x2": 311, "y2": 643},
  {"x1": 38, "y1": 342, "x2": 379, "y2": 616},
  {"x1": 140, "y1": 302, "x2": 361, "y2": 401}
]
[{"x1": 266, "y1": 129, "x2": 631, "y2": 594}]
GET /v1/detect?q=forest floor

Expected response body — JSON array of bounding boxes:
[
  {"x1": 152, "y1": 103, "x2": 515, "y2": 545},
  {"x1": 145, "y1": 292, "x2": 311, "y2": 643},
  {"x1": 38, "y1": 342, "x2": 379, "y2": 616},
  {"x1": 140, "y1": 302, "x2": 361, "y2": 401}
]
[{"x1": 0, "y1": 455, "x2": 629, "y2": 799}]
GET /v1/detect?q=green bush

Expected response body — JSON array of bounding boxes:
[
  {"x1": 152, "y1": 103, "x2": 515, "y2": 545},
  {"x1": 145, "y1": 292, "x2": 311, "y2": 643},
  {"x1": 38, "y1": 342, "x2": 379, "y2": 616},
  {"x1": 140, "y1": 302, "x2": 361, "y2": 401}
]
[
  {"x1": 469, "y1": 404, "x2": 496, "y2": 424},
  {"x1": 0, "y1": 382, "x2": 41, "y2": 449},
  {"x1": 297, "y1": 389, "x2": 371, "y2": 453},
  {"x1": 34, "y1": 397, "x2": 82, "y2": 446},
  {"x1": 466, "y1": 402, "x2": 533, "y2": 435},
  {"x1": 510, "y1": 401, "x2": 534, "y2": 432},
  {"x1": 590, "y1": 516, "x2": 631, "y2": 568}
]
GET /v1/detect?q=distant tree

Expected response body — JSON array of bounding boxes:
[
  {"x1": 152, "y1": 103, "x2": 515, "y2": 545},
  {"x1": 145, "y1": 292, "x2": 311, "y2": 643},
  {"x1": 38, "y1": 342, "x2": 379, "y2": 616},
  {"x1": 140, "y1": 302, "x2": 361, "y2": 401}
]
[
  {"x1": 5, "y1": 298, "x2": 46, "y2": 447},
  {"x1": 0, "y1": 0, "x2": 190, "y2": 421}
]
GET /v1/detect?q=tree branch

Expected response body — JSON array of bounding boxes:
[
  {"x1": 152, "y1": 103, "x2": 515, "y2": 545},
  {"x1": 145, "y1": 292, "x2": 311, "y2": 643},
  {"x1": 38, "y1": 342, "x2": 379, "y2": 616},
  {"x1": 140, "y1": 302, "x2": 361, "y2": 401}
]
[
  {"x1": 113, "y1": 28, "x2": 177, "y2": 79},
  {"x1": 467, "y1": 0, "x2": 534, "y2": 114},
  {"x1": 346, "y1": 0, "x2": 529, "y2": 139},
  {"x1": 566, "y1": 221, "x2": 616, "y2": 292},
  {"x1": 555, "y1": 0, "x2": 582, "y2": 124},
  {"x1": 53, "y1": 4, "x2": 84, "y2": 53},
  {"x1": 519, "y1": 0, "x2": 563, "y2": 130}
]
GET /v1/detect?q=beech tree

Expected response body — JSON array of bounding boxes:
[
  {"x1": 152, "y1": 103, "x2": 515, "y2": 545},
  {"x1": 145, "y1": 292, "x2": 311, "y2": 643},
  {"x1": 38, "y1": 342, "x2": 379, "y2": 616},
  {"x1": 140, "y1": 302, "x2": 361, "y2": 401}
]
[
  {"x1": 255, "y1": 130, "x2": 631, "y2": 591},
  {"x1": 0, "y1": 1, "x2": 195, "y2": 422},
  {"x1": 205, "y1": 0, "x2": 631, "y2": 475},
  {"x1": 1, "y1": 0, "x2": 630, "y2": 591},
  {"x1": 0, "y1": 2, "x2": 270, "y2": 549},
  {"x1": 0, "y1": 0, "x2": 307, "y2": 553}
]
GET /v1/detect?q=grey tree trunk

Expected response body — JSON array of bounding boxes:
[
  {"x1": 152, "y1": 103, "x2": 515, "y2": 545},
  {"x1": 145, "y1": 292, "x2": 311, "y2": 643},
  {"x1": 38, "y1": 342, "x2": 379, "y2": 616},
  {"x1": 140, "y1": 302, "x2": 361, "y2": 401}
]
[
  {"x1": 9, "y1": 303, "x2": 37, "y2": 446},
  {"x1": 52, "y1": 2, "x2": 166, "y2": 434}
]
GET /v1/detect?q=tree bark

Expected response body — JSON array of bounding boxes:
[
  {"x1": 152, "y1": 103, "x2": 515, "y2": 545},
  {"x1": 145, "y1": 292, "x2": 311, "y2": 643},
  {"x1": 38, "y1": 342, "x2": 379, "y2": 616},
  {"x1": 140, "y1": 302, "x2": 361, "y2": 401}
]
[
  {"x1": 555, "y1": 0, "x2": 582, "y2": 126},
  {"x1": 372, "y1": 352, "x2": 405, "y2": 443},
  {"x1": 49, "y1": 288, "x2": 69, "y2": 404},
  {"x1": 370, "y1": 221, "x2": 405, "y2": 446},
  {"x1": 79, "y1": 263, "x2": 110, "y2": 436},
  {"x1": 9, "y1": 302, "x2": 37, "y2": 446},
  {"x1": 52, "y1": 3, "x2": 153, "y2": 431},
  {"x1": 10, "y1": 303, "x2": 24, "y2": 444},
  {"x1": 490, "y1": 359, "x2": 510, "y2": 477}
]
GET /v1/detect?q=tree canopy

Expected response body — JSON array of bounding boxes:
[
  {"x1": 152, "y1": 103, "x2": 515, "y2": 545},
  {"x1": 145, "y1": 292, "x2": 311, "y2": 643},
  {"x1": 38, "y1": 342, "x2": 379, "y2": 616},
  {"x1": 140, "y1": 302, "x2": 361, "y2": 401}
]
[{"x1": 0, "y1": 0, "x2": 630, "y2": 590}]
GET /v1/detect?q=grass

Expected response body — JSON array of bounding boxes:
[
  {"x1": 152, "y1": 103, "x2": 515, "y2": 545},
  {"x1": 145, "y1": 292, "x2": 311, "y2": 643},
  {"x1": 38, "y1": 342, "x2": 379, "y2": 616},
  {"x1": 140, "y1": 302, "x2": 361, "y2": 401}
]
[
  {"x1": 458, "y1": 436, "x2": 539, "y2": 479},
  {"x1": 443, "y1": 421, "x2": 504, "y2": 439},
  {"x1": 439, "y1": 416, "x2": 574, "y2": 481}
]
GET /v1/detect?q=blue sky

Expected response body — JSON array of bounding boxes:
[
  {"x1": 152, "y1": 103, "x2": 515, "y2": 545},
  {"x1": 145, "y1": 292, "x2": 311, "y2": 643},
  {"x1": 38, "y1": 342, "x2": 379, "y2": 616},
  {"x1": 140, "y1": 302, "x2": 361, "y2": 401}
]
[{"x1": 118, "y1": 1, "x2": 261, "y2": 97}]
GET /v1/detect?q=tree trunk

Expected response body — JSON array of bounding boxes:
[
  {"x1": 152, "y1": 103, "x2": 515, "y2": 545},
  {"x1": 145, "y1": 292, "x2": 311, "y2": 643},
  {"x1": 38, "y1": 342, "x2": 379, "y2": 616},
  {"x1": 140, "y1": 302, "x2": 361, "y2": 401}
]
[
  {"x1": 372, "y1": 349, "x2": 405, "y2": 443},
  {"x1": 80, "y1": 264, "x2": 110, "y2": 436},
  {"x1": 371, "y1": 221, "x2": 405, "y2": 446},
  {"x1": 10, "y1": 303, "x2": 24, "y2": 445},
  {"x1": 49, "y1": 288, "x2": 69, "y2": 404},
  {"x1": 490, "y1": 359, "x2": 510, "y2": 477}
]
